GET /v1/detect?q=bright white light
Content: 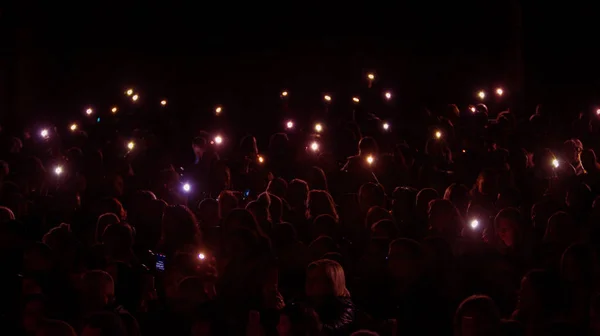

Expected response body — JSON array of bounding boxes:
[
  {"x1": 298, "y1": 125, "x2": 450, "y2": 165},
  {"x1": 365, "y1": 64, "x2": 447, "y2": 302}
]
[
  {"x1": 324, "y1": 95, "x2": 332, "y2": 102},
  {"x1": 214, "y1": 136, "x2": 223, "y2": 145},
  {"x1": 258, "y1": 155, "x2": 265, "y2": 163},
  {"x1": 40, "y1": 129, "x2": 49, "y2": 138},
  {"x1": 367, "y1": 156, "x2": 374, "y2": 165},
  {"x1": 132, "y1": 94, "x2": 139, "y2": 102},
  {"x1": 198, "y1": 253, "x2": 205, "y2": 260},
  {"x1": 470, "y1": 219, "x2": 479, "y2": 229},
  {"x1": 596, "y1": 109, "x2": 600, "y2": 116},
  {"x1": 384, "y1": 92, "x2": 392, "y2": 100},
  {"x1": 160, "y1": 100, "x2": 167, "y2": 106},
  {"x1": 352, "y1": 97, "x2": 360, "y2": 103},
  {"x1": 111, "y1": 106, "x2": 118, "y2": 113},
  {"x1": 383, "y1": 123, "x2": 390, "y2": 131},
  {"x1": 54, "y1": 166, "x2": 63, "y2": 176},
  {"x1": 127, "y1": 141, "x2": 135, "y2": 150},
  {"x1": 310, "y1": 142, "x2": 319, "y2": 152},
  {"x1": 435, "y1": 131, "x2": 442, "y2": 139},
  {"x1": 183, "y1": 183, "x2": 191, "y2": 192},
  {"x1": 470, "y1": 106, "x2": 477, "y2": 113},
  {"x1": 281, "y1": 91, "x2": 288, "y2": 97},
  {"x1": 367, "y1": 73, "x2": 375, "y2": 80},
  {"x1": 478, "y1": 91, "x2": 485, "y2": 100},
  {"x1": 215, "y1": 106, "x2": 222, "y2": 114},
  {"x1": 286, "y1": 121, "x2": 294, "y2": 129},
  {"x1": 70, "y1": 124, "x2": 77, "y2": 131},
  {"x1": 126, "y1": 89, "x2": 133, "y2": 96},
  {"x1": 314, "y1": 123, "x2": 323, "y2": 133},
  {"x1": 496, "y1": 88, "x2": 504, "y2": 96},
  {"x1": 86, "y1": 108, "x2": 93, "y2": 115},
  {"x1": 552, "y1": 159, "x2": 559, "y2": 168}
]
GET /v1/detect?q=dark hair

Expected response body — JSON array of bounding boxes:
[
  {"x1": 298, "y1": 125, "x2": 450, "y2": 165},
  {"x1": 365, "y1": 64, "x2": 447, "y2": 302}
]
[{"x1": 84, "y1": 311, "x2": 128, "y2": 336}]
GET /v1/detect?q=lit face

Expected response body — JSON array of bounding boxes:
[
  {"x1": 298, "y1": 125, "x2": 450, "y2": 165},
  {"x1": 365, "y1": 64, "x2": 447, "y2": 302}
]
[{"x1": 497, "y1": 218, "x2": 516, "y2": 247}]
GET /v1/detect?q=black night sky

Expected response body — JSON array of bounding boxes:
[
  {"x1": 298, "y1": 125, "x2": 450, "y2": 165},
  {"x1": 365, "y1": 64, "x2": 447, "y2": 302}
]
[{"x1": 2, "y1": 1, "x2": 600, "y2": 130}]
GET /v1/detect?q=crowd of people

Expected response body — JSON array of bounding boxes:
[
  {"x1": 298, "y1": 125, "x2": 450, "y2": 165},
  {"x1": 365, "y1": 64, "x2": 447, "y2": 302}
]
[{"x1": 1, "y1": 94, "x2": 600, "y2": 336}]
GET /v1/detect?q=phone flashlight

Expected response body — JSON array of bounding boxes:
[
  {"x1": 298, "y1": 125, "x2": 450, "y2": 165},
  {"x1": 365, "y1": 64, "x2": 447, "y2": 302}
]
[{"x1": 470, "y1": 219, "x2": 479, "y2": 229}]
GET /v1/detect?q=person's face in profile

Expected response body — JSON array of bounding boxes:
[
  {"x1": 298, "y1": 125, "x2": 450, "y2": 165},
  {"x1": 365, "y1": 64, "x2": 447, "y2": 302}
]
[{"x1": 497, "y1": 218, "x2": 516, "y2": 247}]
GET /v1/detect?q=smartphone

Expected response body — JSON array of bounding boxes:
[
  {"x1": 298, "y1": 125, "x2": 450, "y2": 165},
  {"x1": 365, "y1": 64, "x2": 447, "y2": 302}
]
[{"x1": 155, "y1": 253, "x2": 166, "y2": 272}]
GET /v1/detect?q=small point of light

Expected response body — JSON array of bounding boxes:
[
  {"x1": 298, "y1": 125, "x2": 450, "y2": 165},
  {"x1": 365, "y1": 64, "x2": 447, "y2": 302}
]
[
  {"x1": 160, "y1": 100, "x2": 167, "y2": 106},
  {"x1": 258, "y1": 155, "x2": 265, "y2": 163},
  {"x1": 215, "y1": 106, "x2": 222, "y2": 114},
  {"x1": 435, "y1": 131, "x2": 442, "y2": 139},
  {"x1": 126, "y1": 89, "x2": 133, "y2": 96},
  {"x1": 462, "y1": 149, "x2": 466, "y2": 153},
  {"x1": 183, "y1": 183, "x2": 191, "y2": 192},
  {"x1": 198, "y1": 253, "x2": 206, "y2": 260},
  {"x1": 324, "y1": 95, "x2": 332, "y2": 102},
  {"x1": 214, "y1": 136, "x2": 223, "y2": 145},
  {"x1": 367, "y1": 73, "x2": 375, "y2": 80},
  {"x1": 470, "y1": 219, "x2": 479, "y2": 229},
  {"x1": 86, "y1": 108, "x2": 93, "y2": 115},
  {"x1": 40, "y1": 129, "x2": 49, "y2": 138},
  {"x1": 54, "y1": 166, "x2": 63, "y2": 176},
  {"x1": 478, "y1": 91, "x2": 486, "y2": 100},
  {"x1": 281, "y1": 91, "x2": 288, "y2": 97},
  {"x1": 366, "y1": 155, "x2": 374, "y2": 165},
  {"x1": 131, "y1": 94, "x2": 139, "y2": 102},
  {"x1": 111, "y1": 106, "x2": 118, "y2": 113},
  {"x1": 552, "y1": 159, "x2": 559, "y2": 168},
  {"x1": 70, "y1": 124, "x2": 77, "y2": 131},
  {"x1": 127, "y1": 141, "x2": 135, "y2": 150},
  {"x1": 96, "y1": 117, "x2": 101, "y2": 123},
  {"x1": 310, "y1": 142, "x2": 319, "y2": 152},
  {"x1": 286, "y1": 121, "x2": 294, "y2": 129},
  {"x1": 314, "y1": 123, "x2": 323, "y2": 133},
  {"x1": 384, "y1": 92, "x2": 392, "y2": 100},
  {"x1": 496, "y1": 88, "x2": 504, "y2": 96},
  {"x1": 596, "y1": 109, "x2": 600, "y2": 116},
  {"x1": 352, "y1": 97, "x2": 360, "y2": 103},
  {"x1": 470, "y1": 106, "x2": 477, "y2": 113},
  {"x1": 383, "y1": 123, "x2": 390, "y2": 131}
]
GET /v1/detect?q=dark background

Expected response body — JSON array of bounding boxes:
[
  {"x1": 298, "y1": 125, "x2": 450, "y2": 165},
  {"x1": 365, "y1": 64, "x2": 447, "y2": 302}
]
[{"x1": 2, "y1": 1, "x2": 600, "y2": 132}]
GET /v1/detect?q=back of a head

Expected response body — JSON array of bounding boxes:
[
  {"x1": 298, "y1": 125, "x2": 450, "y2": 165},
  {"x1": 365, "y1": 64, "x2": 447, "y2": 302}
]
[
  {"x1": 161, "y1": 205, "x2": 199, "y2": 247},
  {"x1": 308, "y1": 166, "x2": 328, "y2": 191},
  {"x1": 288, "y1": 179, "x2": 309, "y2": 209},
  {"x1": 240, "y1": 135, "x2": 258, "y2": 156},
  {"x1": 246, "y1": 200, "x2": 270, "y2": 223},
  {"x1": 269, "y1": 132, "x2": 289, "y2": 154},
  {"x1": 267, "y1": 177, "x2": 288, "y2": 199},
  {"x1": 313, "y1": 214, "x2": 338, "y2": 239},
  {"x1": 366, "y1": 206, "x2": 392, "y2": 229},
  {"x1": 388, "y1": 238, "x2": 423, "y2": 259},
  {"x1": 359, "y1": 183, "x2": 385, "y2": 210},
  {"x1": 197, "y1": 198, "x2": 219, "y2": 227},
  {"x1": 102, "y1": 224, "x2": 134, "y2": 252},
  {"x1": 545, "y1": 211, "x2": 574, "y2": 244},
  {"x1": 371, "y1": 219, "x2": 399, "y2": 239},
  {"x1": 443, "y1": 183, "x2": 469, "y2": 206},
  {"x1": 416, "y1": 188, "x2": 440, "y2": 210},
  {"x1": 193, "y1": 135, "x2": 208, "y2": 150},
  {"x1": 81, "y1": 270, "x2": 114, "y2": 298},
  {"x1": 224, "y1": 208, "x2": 264, "y2": 237},
  {"x1": 307, "y1": 259, "x2": 348, "y2": 297},
  {"x1": 454, "y1": 295, "x2": 501, "y2": 336},
  {"x1": 269, "y1": 194, "x2": 283, "y2": 224},
  {"x1": 308, "y1": 190, "x2": 338, "y2": 221},
  {"x1": 83, "y1": 312, "x2": 128, "y2": 336},
  {"x1": 218, "y1": 190, "x2": 239, "y2": 219},
  {"x1": 0, "y1": 206, "x2": 15, "y2": 223},
  {"x1": 36, "y1": 319, "x2": 77, "y2": 336},
  {"x1": 358, "y1": 137, "x2": 379, "y2": 156},
  {"x1": 96, "y1": 213, "x2": 120, "y2": 243},
  {"x1": 351, "y1": 330, "x2": 380, "y2": 336}
]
